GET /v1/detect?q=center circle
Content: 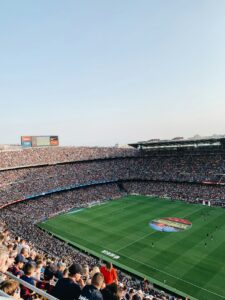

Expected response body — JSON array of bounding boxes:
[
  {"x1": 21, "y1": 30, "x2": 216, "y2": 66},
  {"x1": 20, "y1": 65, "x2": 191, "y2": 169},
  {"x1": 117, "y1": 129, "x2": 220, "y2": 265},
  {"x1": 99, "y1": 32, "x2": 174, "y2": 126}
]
[{"x1": 149, "y1": 217, "x2": 192, "y2": 232}]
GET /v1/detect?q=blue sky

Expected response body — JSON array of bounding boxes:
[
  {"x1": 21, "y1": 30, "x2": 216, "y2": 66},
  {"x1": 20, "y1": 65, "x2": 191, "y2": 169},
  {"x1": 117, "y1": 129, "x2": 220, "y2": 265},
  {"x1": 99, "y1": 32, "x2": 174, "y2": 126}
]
[{"x1": 1, "y1": 0, "x2": 225, "y2": 146}]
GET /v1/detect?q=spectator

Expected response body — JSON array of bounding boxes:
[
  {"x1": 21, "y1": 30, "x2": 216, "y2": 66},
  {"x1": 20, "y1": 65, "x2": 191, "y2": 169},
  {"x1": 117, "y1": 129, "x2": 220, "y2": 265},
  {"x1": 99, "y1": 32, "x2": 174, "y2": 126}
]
[
  {"x1": 20, "y1": 263, "x2": 36, "y2": 300},
  {"x1": 51, "y1": 263, "x2": 84, "y2": 300},
  {"x1": 36, "y1": 265, "x2": 55, "y2": 295},
  {"x1": 55, "y1": 261, "x2": 66, "y2": 280},
  {"x1": 78, "y1": 272, "x2": 104, "y2": 300},
  {"x1": 8, "y1": 255, "x2": 25, "y2": 277},
  {"x1": 100, "y1": 262, "x2": 118, "y2": 285},
  {"x1": 0, "y1": 279, "x2": 22, "y2": 300}
]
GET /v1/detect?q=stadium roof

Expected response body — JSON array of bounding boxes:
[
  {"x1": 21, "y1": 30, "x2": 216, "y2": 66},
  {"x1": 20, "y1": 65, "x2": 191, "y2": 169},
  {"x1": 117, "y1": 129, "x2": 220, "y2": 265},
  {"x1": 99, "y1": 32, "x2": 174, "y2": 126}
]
[{"x1": 129, "y1": 137, "x2": 225, "y2": 150}]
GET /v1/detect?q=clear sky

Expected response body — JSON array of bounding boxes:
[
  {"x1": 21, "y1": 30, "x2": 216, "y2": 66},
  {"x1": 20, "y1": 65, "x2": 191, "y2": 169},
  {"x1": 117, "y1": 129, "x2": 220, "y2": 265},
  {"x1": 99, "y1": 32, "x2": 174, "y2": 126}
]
[{"x1": 1, "y1": 0, "x2": 225, "y2": 146}]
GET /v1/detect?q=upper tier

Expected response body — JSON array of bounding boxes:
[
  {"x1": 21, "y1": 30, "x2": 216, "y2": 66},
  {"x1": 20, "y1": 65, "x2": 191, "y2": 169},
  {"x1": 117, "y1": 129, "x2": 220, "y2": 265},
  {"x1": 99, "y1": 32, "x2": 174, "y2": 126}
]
[{"x1": 0, "y1": 147, "x2": 138, "y2": 169}]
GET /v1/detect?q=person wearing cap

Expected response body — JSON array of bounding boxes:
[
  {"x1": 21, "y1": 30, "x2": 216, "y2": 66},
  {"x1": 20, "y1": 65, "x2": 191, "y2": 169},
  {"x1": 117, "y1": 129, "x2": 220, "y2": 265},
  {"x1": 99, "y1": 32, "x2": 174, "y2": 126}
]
[
  {"x1": 78, "y1": 272, "x2": 104, "y2": 300},
  {"x1": 51, "y1": 263, "x2": 85, "y2": 300},
  {"x1": 8, "y1": 255, "x2": 25, "y2": 277}
]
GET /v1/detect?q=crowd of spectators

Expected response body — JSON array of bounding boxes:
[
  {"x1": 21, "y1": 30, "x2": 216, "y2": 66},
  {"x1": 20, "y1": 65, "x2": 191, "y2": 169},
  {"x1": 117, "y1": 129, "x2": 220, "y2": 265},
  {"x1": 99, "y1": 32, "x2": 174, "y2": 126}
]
[
  {"x1": 1, "y1": 147, "x2": 225, "y2": 299},
  {"x1": 0, "y1": 147, "x2": 138, "y2": 169},
  {"x1": 0, "y1": 184, "x2": 182, "y2": 300},
  {"x1": 1, "y1": 151, "x2": 225, "y2": 208},
  {"x1": 123, "y1": 181, "x2": 225, "y2": 206}
]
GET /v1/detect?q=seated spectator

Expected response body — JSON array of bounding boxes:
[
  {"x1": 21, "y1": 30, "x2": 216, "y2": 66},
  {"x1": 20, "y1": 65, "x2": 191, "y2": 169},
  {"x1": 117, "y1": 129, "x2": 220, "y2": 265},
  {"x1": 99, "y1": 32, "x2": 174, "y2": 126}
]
[
  {"x1": 101, "y1": 283, "x2": 123, "y2": 300},
  {"x1": 125, "y1": 288, "x2": 135, "y2": 300},
  {"x1": 16, "y1": 247, "x2": 29, "y2": 264},
  {"x1": 55, "y1": 261, "x2": 66, "y2": 280},
  {"x1": 51, "y1": 263, "x2": 84, "y2": 300},
  {"x1": 132, "y1": 293, "x2": 143, "y2": 300},
  {"x1": 17, "y1": 240, "x2": 26, "y2": 254},
  {"x1": 36, "y1": 266, "x2": 55, "y2": 295},
  {"x1": 8, "y1": 255, "x2": 25, "y2": 277},
  {"x1": 34, "y1": 259, "x2": 43, "y2": 281},
  {"x1": 27, "y1": 250, "x2": 37, "y2": 265},
  {"x1": 20, "y1": 263, "x2": 36, "y2": 300},
  {"x1": 78, "y1": 272, "x2": 104, "y2": 300},
  {"x1": 82, "y1": 264, "x2": 90, "y2": 285},
  {"x1": 100, "y1": 262, "x2": 118, "y2": 285}
]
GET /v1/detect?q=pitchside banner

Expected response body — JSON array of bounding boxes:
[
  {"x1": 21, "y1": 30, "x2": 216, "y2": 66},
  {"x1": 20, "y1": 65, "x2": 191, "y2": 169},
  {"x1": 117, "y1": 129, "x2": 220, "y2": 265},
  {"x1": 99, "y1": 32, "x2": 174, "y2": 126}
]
[{"x1": 21, "y1": 136, "x2": 59, "y2": 147}]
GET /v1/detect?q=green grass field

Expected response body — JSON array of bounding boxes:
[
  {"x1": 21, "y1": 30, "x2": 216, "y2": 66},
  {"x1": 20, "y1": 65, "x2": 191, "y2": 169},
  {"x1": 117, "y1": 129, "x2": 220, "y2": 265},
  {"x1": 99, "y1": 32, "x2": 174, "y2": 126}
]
[{"x1": 38, "y1": 196, "x2": 225, "y2": 300}]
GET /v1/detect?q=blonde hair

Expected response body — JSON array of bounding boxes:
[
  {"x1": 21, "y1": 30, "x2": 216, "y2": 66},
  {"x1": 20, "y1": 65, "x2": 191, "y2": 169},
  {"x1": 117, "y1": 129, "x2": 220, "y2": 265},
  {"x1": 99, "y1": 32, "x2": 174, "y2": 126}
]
[
  {"x1": 0, "y1": 279, "x2": 19, "y2": 296},
  {"x1": 90, "y1": 266, "x2": 100, "y2": 278}
]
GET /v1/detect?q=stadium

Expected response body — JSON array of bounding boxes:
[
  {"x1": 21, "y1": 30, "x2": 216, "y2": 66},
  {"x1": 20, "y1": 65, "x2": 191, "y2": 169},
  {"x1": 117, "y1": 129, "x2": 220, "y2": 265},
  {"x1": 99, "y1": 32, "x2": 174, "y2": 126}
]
[{"x1": 1, "y1": 137, "x2": 225, "y2": 300}]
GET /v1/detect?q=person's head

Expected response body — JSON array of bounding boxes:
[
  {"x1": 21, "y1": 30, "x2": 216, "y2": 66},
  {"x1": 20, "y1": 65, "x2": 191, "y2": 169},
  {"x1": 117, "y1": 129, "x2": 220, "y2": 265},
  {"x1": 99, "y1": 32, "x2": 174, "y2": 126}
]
[
  {"x1": 0, "y1": 279, "x2": 20, "y2": 298},
  {"x1": 24, "y1": 263, "x2": 35, "y2": 277},
  {"x1": 82, "y1": 264, "x2": 89, "y2": 277},
  {"x1": 91, "y1": 272, "x2": 104, "y2": 289},
  {"x1": 44, "y1": 266, "x2": 54, "y2": 282},
  {"x1": 29, "y1": 250, "x2": 36, "y2": 260},
  {"x1": 21, "y1": 247, "x2": 29, "y2": 258},
  {"x1": 103, "y1": 283, "x2": 123, "y2": 300},
  {"x1": 35, "y1": 260, "x2": 43, "y2": 270},
  {"x1": 132, "y1": 294, "x2": 142, "y2": 300},
  {"x1": 42, "y1": 257, "x2": 47, "y2": 267},
  {"x1": 2, "y1": 229, "x2": 9, "y2": 238},
  {"x1": 9, "y1": 250, "x2": 17, "y2": 259},
  {"x1": 90, "y1": 266, "x2": 100, "y2": 278},
  {"x1": 68, "y1": 263, "x2": 83, "y2": 281},
  {"x1": 7, "y1": 244, "x2": 13, "y2": 252},
  {"x1": 15, "y1": 236, "x2": 20, "y2": 243},
  {"x1": 57, "y1": 261, "x2": 66, "y2": 272},
  {"x1": 106, "y1": 261, "x2": 112, "y2": 270},
  {"x1": 15, "y1": 255, "x2": 26, "y2": 269},
  {"x1": 63, "y1": 268, "x2": 69, "y2": 278}
]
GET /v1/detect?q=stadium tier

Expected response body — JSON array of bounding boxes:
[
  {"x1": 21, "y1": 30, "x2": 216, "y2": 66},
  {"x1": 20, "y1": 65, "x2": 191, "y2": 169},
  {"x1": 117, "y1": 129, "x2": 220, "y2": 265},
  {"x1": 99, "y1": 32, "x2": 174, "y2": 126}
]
[{"x1": 1, "y1": 144, "x2": 225, "y2": 300}]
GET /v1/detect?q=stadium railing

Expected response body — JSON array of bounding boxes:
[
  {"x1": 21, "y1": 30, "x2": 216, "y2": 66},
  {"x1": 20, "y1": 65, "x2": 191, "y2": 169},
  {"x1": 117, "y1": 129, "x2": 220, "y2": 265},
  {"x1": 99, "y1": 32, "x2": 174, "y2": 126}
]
[
  {"x1": 1, "y1": 271, "x2": 59, "y2": 300},
  {"x1": 0, "y1": 290, "x2": 14, "y2": 298}
]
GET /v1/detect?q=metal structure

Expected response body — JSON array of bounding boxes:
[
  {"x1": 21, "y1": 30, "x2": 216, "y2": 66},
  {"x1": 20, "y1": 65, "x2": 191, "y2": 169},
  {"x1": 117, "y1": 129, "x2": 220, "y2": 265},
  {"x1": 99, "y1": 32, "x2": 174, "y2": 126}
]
[{"x1": 0, "y1": 271, "x2": 59, "y2": 300}]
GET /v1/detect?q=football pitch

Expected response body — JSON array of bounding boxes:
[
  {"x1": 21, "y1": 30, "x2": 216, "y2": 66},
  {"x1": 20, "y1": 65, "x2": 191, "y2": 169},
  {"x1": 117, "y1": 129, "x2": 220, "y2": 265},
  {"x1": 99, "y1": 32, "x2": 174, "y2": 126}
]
[{"x1": 38, "y1": 195, "x2": 225, "y2": 300}]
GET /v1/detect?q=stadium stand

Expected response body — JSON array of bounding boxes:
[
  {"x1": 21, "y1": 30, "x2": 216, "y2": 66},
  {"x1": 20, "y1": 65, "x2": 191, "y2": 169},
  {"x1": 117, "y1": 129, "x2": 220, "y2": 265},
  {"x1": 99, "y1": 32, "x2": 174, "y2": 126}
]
[{"x1": 1, "y1": 141, "x2": 225, "y2": 299}]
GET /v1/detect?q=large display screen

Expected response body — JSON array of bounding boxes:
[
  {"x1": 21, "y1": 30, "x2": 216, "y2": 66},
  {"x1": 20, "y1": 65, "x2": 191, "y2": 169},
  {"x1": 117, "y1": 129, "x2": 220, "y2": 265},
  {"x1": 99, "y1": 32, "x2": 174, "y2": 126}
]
[{"x1": 21, "y1": 136, "x2": 59, "y2": 147}]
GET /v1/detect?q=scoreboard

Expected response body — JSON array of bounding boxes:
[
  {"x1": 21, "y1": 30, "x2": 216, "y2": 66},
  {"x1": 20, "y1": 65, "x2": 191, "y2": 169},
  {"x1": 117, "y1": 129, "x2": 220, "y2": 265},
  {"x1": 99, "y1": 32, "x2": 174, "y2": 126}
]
[{"x1": 21, "y1": 136, "x2": 59, "y2": 147}]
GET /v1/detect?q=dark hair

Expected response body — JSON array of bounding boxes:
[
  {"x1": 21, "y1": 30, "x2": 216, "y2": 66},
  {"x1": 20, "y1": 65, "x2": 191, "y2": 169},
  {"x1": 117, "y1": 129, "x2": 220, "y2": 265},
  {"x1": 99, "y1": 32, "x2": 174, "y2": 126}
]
[
  {"x1": 44, "y1": 266, "x2": 54, "y2": 281},
  {"x1": 21, "y1": 247, "x2": 28, "y2": 255},
  {"x1": 132, "y1": 294, "x2": 142, "y2": 300},
  {"x1": 106, "y1": 261, "x2": 112, "y2": 270},
  {"x1": 102, "y1": 283, "x2": 122, "y2": 300},
  {"x1": 0, "y1": 234, "x2": 4, "y2": 242}
]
